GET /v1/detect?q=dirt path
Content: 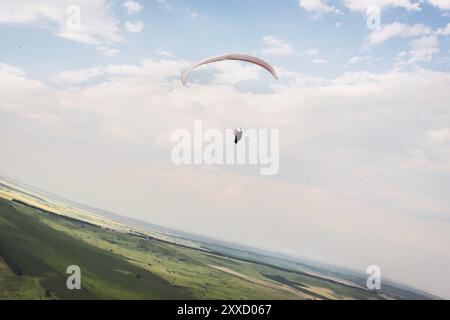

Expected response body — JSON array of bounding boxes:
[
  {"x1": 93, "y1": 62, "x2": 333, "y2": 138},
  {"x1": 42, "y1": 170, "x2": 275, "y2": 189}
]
[{"x1": 208, "y1": 265, "x2": 313, "y2": 299}]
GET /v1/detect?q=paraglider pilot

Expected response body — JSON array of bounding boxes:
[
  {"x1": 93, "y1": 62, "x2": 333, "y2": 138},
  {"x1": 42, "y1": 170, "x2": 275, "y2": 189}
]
[{"x1": 234, "y1": 128, "x2": 243, "y2": 144}]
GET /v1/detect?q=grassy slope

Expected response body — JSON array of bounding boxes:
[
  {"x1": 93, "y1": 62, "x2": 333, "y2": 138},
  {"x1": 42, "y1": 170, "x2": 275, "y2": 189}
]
[
  {"x1": 0, "y1": 257, "x2": 45, "y2": 300},
  {"x1": 0, "y1": 197, "x2": 381, "y2": 300},
  {"x1": 0, "y1": 199, "x2": 190, "y2": 299}
]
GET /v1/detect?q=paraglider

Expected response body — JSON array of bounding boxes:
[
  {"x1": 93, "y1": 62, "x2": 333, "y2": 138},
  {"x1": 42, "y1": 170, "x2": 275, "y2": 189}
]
[
  {"x1": 181, "y1": 54, "x2": 278, "y2": 145},
  {"x1": 181, "y1": 53, "x2": 278, "y2": 86}
]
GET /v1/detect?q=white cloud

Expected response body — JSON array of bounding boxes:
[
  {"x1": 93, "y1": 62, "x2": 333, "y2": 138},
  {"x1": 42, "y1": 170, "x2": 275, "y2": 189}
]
[
  {"x1": 52, "y1": 68, "x2": 103, "y2": 85},
  {"x1": 299, "y1": 0, "x2": 339, "y2": 16},
  {"x1": 305, "y1": 48, "x2": 319, "y2": 56},
  {"x1": 0, "y1": 1, "x2": 122, "y2": 46},
  {"x1": 123, "y1": 1, "x2": 143, "y2": 15},
  {"x1": 427, "y1": 128, "x2": 450, "y2": 144},
  {"x1": 96, "y1": 46, "x2": 120, "y2": 57},
  {"x1": 369, "y1": 23, "x2": 432, "y2": 45},
  {"x1": 21, "y1": 113, "x2": 62, "y2": 125},
  {"x1": 348, "y1": 55, "x2": 372, "y2": 64},
  {"x1": 427, "y1": 0, "x2": 450, "y2": 10},
  {"x1": 0, "y1": 63, "x2": 25, "y2": 77},
  {"x1": 154, "y1": 49, "x2": 176, "y2": 58},
  {"x1": 125, "y1": 21, "x2": 144, "y2": 32},
  {"x1": 104, "y1": 64, "x2": 142, "y2": 76},
  {"x1": 188, "y1": 11, "x2": 200, "y2": 19},
  {"x1": 312, "y1": 58, "x2": 329, "y2": 64},
  {"x1": 185, "y1": 8, "x2": 203, "y2": 19},
  {"x1": 0, "y1": 64, "x2": 48, "y2": 111},
  {"x1": 157, "y1": 0, "x2": 174, "y2": 11},
  {"x1": 262, "y1": 35, "x2": 297, "y2": 56},
  {"x1": 395, "y1": 35, "x2": 439, "y2": 66},
  {"x1": 435, "y1": 23, "x2": 450, "y2": 35},
  {"x1": 344, "y1": 0, "x2": 421, "y2": 12}
]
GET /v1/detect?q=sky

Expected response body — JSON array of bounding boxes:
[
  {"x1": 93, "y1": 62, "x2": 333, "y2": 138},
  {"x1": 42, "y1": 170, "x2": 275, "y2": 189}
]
[{"x1": 1, "y1": 0, "x2": 450, "y2": 297}]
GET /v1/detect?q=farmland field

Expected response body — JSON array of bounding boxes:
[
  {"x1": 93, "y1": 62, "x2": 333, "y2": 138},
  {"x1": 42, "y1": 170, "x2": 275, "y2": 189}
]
[{"x1": 0, "y1": 179, "x2": 436, "y2": 300}]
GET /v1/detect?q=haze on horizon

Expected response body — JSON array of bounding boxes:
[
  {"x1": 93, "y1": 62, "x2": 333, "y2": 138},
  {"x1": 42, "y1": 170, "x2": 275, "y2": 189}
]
[{"x1": 1, "y1": 0, "x2": 450, "y2": 298}]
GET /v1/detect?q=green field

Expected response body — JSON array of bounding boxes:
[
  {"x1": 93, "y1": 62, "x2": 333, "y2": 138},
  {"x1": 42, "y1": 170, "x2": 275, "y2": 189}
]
[
  {"x1": 0, "y1": 199, "x2": 190, "y2": 299},
  {"x1": 0, "y1": 197, "x2": 382, "y2": 300}
]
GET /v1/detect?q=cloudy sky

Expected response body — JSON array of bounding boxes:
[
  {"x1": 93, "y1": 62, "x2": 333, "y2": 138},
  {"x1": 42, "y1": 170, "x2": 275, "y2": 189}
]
[{"x1": 1, "y1": 0, "x2": 450, "y2": 297}]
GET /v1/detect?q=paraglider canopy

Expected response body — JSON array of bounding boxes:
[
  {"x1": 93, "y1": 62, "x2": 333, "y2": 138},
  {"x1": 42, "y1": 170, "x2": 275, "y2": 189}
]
[{"x1": 181, "y1": 53, "x2": 278, "y2": 85}]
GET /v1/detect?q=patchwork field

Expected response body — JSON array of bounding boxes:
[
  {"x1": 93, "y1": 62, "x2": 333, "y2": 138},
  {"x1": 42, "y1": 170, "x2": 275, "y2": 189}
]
[{"x1": 0, "y1": 179, "x2": 429, "y2": 300}]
